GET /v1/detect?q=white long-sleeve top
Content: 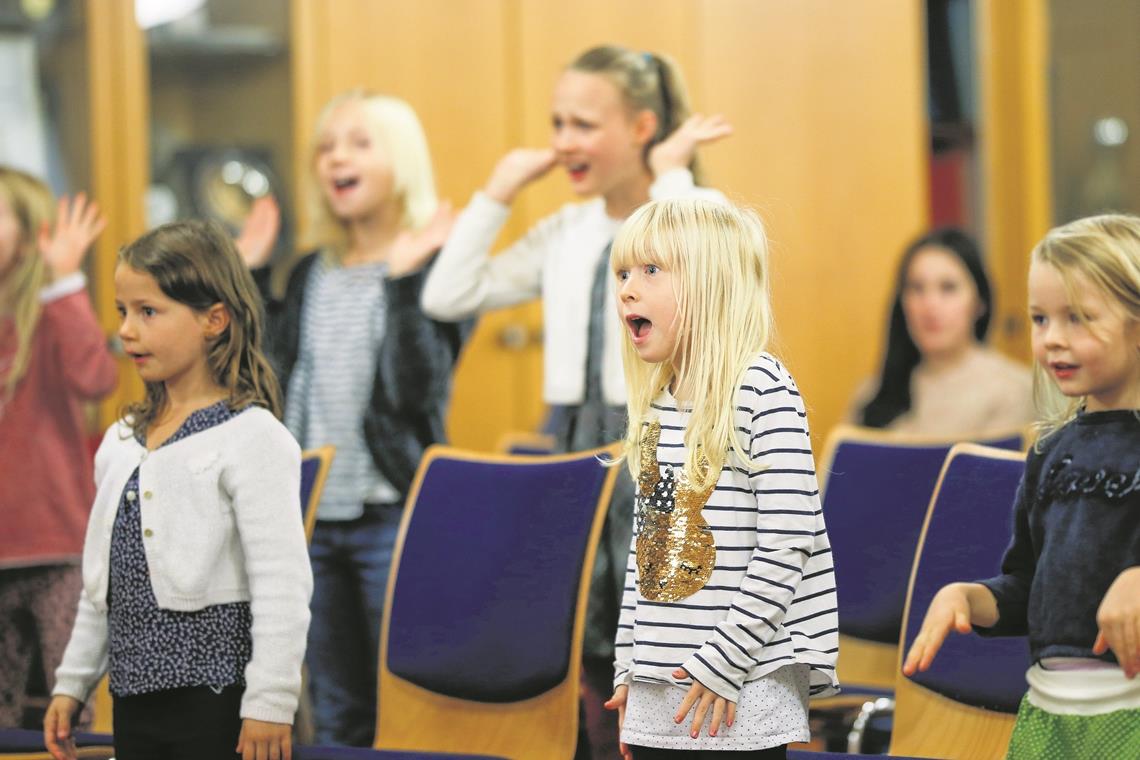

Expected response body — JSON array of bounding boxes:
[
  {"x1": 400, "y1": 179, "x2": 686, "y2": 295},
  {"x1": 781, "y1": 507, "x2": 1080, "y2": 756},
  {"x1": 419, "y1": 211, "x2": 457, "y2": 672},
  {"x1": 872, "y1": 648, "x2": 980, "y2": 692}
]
[
  {"x1": 614, "y1": 355, "x2": 840, "y2": 703},
  {"x1": 421, "y1": 168, "x2": 724, "y2": 406},
  {"x1": 53, "y1": 408, "x2": 313, "y2": 724}
]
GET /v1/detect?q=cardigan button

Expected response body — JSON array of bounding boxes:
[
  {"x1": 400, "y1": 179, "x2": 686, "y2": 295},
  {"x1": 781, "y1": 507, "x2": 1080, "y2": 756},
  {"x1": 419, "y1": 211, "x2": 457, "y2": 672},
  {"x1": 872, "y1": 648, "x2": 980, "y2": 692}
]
[
  {"x1": 126, "y1": 490, "x2": 137, "y2": 502},
  {"x1": 143, "y1": 529, "x2": 153, "y2": 538},
  {"x1": 143, "y1": 491, "x2": 153, "y2": 500}
]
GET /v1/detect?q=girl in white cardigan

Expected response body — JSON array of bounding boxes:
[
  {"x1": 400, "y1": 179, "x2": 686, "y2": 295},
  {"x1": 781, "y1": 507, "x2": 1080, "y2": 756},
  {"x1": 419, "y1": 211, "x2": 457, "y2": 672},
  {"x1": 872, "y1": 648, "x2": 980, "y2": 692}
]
[{"x1": 44, "y1": 220, "x2": 312, "y2": 760}]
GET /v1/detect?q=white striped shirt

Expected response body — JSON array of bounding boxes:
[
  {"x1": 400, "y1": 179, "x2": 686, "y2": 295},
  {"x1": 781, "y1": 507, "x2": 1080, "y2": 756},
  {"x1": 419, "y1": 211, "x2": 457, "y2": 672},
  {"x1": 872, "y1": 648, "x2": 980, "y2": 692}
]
[
  {"x1": 284, "y1": 254, "x2": 399, "y2": 519},
  {"x1": 614, "y1": 353, "x2": 840, "y2": 703}
]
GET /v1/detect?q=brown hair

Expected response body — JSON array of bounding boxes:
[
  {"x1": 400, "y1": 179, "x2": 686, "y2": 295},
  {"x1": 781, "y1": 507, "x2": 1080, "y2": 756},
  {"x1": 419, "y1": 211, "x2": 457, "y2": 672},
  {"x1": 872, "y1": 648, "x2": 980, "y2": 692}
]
[
  {"x1": 569, "y1": 45, "x2": 703, "y2": 183},
  {"x1": 118, "y1": 219, "x2": 281, "y2": 435}
]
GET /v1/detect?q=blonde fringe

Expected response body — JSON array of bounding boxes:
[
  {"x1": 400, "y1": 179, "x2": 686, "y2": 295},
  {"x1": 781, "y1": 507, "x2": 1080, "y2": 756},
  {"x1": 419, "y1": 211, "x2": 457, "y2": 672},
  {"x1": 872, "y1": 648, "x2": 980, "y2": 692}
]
[{"x1": 612, "y1": 199, "x2": 773, "y2": 491}]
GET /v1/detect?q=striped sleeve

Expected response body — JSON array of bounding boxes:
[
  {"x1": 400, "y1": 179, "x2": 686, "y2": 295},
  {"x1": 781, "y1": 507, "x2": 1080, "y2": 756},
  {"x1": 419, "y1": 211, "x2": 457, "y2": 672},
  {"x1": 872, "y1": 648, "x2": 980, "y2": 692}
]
[
  {"x1": 613, "y1": 520, "x2": 638, "y2": 689},
  {"x1": 681, "y1": 359, "x2": 834, "y2": 702}
]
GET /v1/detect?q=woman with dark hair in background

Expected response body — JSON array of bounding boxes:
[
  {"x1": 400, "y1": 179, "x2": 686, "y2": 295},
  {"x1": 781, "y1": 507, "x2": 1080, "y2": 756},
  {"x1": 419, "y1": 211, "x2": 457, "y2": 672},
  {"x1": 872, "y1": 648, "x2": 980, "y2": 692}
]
[{"x1": 851, "y1": 228, "x2": 1034, "y2": 436}]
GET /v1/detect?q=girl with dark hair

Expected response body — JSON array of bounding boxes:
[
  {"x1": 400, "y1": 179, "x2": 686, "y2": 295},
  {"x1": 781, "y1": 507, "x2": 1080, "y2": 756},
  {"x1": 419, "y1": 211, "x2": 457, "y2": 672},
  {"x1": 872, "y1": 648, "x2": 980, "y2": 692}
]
[
  {"x1": 852, "y1": 228, "x2": 1034, "y2": 435},
  {"x1": 45, "y1": 220, "x2": 312, "y2": 760}
]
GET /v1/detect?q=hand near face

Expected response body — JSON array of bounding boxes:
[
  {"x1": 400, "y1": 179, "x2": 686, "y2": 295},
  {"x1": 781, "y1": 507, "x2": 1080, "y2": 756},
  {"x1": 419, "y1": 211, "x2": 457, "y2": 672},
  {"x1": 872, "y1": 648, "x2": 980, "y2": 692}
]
[
  {"x1": 648, "y1": 114, "x2": 733, "y2": 178},
  {"x1": 484, "y1": 148, "x2": 558, "y2": 205}
]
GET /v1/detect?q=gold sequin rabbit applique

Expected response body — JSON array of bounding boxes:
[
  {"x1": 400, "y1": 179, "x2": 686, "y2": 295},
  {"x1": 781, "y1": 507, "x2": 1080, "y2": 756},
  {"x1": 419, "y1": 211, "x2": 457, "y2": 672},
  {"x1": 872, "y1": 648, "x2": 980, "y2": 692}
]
[{"x1": 635, "y1": 420, "x2": 717, "y2": 602}]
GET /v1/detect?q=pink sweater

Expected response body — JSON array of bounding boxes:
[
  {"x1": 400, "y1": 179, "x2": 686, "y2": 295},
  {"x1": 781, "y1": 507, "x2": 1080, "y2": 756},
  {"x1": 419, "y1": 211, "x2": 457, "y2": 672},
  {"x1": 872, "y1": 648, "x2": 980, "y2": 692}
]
[{"x1": 0, "y1": 275, "x2": 118, "y2": 567}]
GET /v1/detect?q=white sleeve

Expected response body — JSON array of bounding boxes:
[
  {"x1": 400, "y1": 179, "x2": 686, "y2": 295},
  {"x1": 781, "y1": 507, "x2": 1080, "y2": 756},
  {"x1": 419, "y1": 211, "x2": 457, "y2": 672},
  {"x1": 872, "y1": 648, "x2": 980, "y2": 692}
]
[{"x1": 421, "y1": 191, "x2": 554, "y2": 320}]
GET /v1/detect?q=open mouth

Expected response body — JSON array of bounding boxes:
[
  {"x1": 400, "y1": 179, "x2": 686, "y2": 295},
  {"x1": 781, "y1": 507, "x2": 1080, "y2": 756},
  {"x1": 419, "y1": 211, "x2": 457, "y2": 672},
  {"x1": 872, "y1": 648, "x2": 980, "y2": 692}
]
[
  {"x1": 626, "y1": 314, "x2": 653, "y2": 342},
  {"x1": 332, "y1": 177, "x2": 359, "y2": 192},
  {"x1": 1050, "y1": 361, "x2": 1078, "y2": 378},
  {"x1": 567, "y1": 163, "x2": 589, "y2": 180}
]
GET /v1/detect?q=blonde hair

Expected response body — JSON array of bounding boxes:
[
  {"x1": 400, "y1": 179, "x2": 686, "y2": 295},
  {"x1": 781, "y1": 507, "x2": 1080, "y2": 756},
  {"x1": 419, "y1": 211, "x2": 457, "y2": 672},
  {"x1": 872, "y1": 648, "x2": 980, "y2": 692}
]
[
  {"x1": 119, "y1": 220, "x2": 282, "y2": 437},
  {"x1": 304, "y1": 89, "x2": 438, "y2": 253},
  {"x1": 1031, "y1": 212, "x2": 1140, "y2": 439},
  {"x1": 569, "y1": 45, "x2": 703, "y2": 184},
  {"x1": 612, "y1": 199, "x2": 774, "y2": 490},
  {"x1": 0, "y1": 166, "x2": 54, "y2": 398}
]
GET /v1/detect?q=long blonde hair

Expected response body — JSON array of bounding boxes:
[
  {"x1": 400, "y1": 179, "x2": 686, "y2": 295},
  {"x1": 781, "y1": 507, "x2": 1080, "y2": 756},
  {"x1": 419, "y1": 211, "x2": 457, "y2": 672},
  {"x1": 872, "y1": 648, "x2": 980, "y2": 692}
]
[
  {"x1": 0, "y1": 167, "x2": 54, "y2": 398},
  {"x1": 612, "y1": 199, "x2": 774, "y2": 490},
  {"x1": 119, "y1": 220, "x2": 282, "y2": 436},
  {"x1": 1031, "y1": 213, "x2": 1140, "y2": 440},
  {"x1": 569, "y1": 45, "x2": 703, "y2": 184},
  {"x1": 304, "y1": 89, "x2": 438, "y2": 255}
]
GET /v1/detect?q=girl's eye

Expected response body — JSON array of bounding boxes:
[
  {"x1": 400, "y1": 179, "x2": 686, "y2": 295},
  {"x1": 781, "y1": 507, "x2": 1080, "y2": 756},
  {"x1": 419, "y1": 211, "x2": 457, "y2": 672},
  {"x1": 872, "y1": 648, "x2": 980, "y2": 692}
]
[
  {"x1": 939, "y1": 281, "x2": 960, "y2": 294},
  {"x1": 645, "y1": 264, "x2": 660, "y2": 275},
  {"x1": 616, "y1": 269, "x2": 629, "y2": 281},
  {"x1": 1030, "y1": 314, "x2": 1046, "y2": 326},
  {"x1": 142, "y1": 307, "x2": 156, "y2": 317},
  {"x1": 115, "y1": 306, "x2": 126, "y2": 318}
]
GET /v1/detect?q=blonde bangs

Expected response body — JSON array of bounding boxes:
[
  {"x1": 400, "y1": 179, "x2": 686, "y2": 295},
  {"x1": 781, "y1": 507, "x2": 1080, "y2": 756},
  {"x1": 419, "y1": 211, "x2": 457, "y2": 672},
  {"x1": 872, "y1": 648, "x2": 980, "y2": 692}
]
[
  {"x1": 1030, "y1": 213, "x2": 1140, "y2": 443},
  {"x1": 615, "y1": 199, "x2": 774, "y2": 491}
]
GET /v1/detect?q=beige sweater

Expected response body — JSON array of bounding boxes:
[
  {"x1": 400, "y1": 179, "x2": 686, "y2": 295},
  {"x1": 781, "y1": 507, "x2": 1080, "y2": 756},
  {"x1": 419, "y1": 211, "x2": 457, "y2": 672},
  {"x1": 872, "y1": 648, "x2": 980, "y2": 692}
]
[{"x1": 849, "y1": 346, "x2": 1035, "y2": 438}]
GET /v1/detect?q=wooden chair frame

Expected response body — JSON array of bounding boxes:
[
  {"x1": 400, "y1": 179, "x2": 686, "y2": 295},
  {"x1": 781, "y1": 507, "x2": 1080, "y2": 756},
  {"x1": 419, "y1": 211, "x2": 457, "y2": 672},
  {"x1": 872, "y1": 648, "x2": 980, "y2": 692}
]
[{"x1": 373, "y1": 444, "x2": 620, "y2": 760}]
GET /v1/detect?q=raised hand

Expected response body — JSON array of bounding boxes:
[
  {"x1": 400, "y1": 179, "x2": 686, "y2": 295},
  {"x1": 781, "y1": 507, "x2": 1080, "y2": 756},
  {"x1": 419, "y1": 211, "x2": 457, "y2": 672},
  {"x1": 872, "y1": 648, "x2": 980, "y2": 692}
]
[
  {"x1": 37, "y1": 193, "x2": 106, "y2": 282},
  {"x1": 648, "y1": 114, "x2": 733, "y2": 178},
  {"x1": 43, "y1": 695, "x2": 81, "y2": 760},
  {"x1": 484, "y1": 148, "x2": 558, "y2": 205},
  {"x1": 235, "y1": 195, "x2": 281, "y2": 270},
  {"x1": 387, "y1": 201, "x2": 456, "y2": 278},
  {"x1": 603, "y1": 684, "x2": 632, "y2": 760},
  {"x1": 1093, "y1": 566, "x2": 1140, "y2": 678},
  {"x1": 671, "y1": 667, "x2": 736, "y2": 739}
]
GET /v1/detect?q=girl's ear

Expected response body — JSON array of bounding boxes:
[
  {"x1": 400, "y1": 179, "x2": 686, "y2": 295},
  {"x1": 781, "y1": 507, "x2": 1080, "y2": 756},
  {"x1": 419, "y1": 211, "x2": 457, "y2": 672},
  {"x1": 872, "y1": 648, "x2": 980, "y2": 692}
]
[
  {"x1": 201, "y1": 302, "x2": 231, "y2": 339},
  {"x1": 632, "y1": 108, "x2": 659, "y2": 147}
]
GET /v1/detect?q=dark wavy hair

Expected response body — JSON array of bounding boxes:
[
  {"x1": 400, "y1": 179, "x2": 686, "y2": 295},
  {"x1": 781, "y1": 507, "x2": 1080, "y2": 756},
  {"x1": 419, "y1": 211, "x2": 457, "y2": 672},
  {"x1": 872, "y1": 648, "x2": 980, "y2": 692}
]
[
  {"x1": 119, "y1": 220, "x2": 282, "y2": 436},
  {"x1": 860, "y1": 228, "x2": 993, "y2": 428}
]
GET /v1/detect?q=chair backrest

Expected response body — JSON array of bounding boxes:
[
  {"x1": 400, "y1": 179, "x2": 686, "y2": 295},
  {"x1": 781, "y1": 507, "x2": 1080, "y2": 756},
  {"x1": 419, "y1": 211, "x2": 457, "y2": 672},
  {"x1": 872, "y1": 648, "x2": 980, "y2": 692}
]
[
  {"x1": 494, "y1": 431, "x2": 557, "y2": 457},
  {"x1": 300, "y1": 445, "x2": 335, "y2": 542},
  {"x1": 819, "y1": 425, "x2": 1022, "y2": 692},
  {"x1": 375, "y1": 444, "x2": 620, "y2": 760},
  {"x1": 891, "y1": 443, "x2": 1029, "y2": 758}
]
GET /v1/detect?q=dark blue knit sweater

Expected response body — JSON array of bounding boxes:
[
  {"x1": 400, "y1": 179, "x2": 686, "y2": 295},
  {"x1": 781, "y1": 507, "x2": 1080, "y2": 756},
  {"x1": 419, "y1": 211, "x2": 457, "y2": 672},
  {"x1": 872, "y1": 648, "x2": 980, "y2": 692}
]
[{"x1": 977, "y1": 409, "x2": 1140, "y2": 664}]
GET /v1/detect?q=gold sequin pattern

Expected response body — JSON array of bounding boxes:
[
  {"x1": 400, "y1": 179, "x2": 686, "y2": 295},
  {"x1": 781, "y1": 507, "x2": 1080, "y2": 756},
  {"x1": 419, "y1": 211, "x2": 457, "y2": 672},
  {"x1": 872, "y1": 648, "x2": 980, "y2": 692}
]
[{"x1": 635, "y1": 420, "x2": 717, "y2": 602}]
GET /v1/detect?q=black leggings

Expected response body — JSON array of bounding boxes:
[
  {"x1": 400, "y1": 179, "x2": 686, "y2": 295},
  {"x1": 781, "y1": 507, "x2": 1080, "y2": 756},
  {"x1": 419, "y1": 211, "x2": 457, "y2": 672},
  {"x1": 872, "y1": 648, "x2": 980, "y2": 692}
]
[
  {"x1": 112, "y1": 684, "x2": 243, "y2": 760},
  {"x1": 629, "y1": 745, "x2": 787, "y2": 760}
]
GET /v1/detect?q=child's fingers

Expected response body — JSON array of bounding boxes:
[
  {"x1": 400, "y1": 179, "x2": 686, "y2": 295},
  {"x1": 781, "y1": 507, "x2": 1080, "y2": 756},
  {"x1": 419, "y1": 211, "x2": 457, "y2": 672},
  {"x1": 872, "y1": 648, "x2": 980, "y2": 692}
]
[
  {"x1": 954, "y1": 610, "x2": 973, "y2": 634},
  {"x1": 674, "y1": 685, "x2": 699, "y2": 723},
  {"x1": 708, "y1": 697, "x2": 725, "y2": 737},
  {"x1": 1093, "y1": 630, "x2": 1109, "y2": 655},
  {"x1": 689, "y1": 691, "x2": 715, "y2": 738},
  {"x1": 727, "y1": 700, "x2": 736, "y2": 727}
]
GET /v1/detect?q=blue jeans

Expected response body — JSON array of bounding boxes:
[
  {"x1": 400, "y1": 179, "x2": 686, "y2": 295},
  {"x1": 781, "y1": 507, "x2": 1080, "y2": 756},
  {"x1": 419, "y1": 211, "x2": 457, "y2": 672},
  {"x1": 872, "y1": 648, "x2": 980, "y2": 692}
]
[{"x1": 306, "y1": 503, "x2": 402, "y2": 746}]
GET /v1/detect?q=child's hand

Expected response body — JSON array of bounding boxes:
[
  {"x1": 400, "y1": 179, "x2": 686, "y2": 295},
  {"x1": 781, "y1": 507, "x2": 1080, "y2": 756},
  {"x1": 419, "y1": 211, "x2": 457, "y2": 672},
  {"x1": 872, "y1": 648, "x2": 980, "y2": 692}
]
[
  {"x1": 603, "y1": 684, "x2": 632, "y2": 760},
  {"x1": 1093, "y1": 566, "x2": 1140, "y2": 678},
  {"x1": 388, "y1": 201, "x2": 455, "y2": 278},
  {"x1": 648, "y1": 114, "x2": 733, "y2": 178},
  {"x1": 43, "y1": 695, "x2": 81, "y2": 760},
  {"x1": 235, "y1": 195, "x2": 281, "y2": 270},
  {"x1": 671, "y1": 667, "x2": 736, "y2": 739},
  {"x1": 484, "y1": 148, "x2": 558, "y2": 205},
  {"x1": 237, "y1": 718, "x2": 292, "y2": 760},
  {"x1": 902, "y1": 583, "x2": 980, "y2": 675},
  {"x1": 37, "y1": 193, "x2": 106, "y2": 282}
]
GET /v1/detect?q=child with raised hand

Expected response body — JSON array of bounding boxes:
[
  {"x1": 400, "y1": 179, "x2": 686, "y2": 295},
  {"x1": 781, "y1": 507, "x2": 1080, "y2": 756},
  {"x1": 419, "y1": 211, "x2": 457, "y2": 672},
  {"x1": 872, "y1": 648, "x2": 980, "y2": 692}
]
[
  {"x1": 0, "y1": 166, "x2": 116, "y2": 728},
  {"x1": 238, "y1": 89, "x2": 464, "y2": 746},
  {"x1": 903, "y1": 213, "x2": 1140, "y2": 758},
  {"x1": 421, "y1": 46, "x2": 731, "y2": 755},
  {"x1": 604, "y1": 199, "x2": 839, "y2": 759},
  {"x1": 43, "y1": 220, "x2": 312, "y2": 760}
]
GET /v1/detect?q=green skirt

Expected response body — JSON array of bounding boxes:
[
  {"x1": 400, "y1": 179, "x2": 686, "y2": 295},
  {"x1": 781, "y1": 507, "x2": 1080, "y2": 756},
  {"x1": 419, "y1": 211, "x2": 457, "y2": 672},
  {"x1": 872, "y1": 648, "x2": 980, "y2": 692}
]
[{"x1": 1006, "y1": 694, "x2": 1140, "y2": 759}]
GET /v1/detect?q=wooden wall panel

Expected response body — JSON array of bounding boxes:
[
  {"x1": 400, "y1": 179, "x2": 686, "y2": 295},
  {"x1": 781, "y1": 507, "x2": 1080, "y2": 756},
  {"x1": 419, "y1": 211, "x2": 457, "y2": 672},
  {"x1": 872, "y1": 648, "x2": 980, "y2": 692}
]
[
  {"x1": 697, "y1": 0, "x2": 928, "y2": 442},
  {"x1": 289, "y1": 0, "x2": 929, "y2": 450}
]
